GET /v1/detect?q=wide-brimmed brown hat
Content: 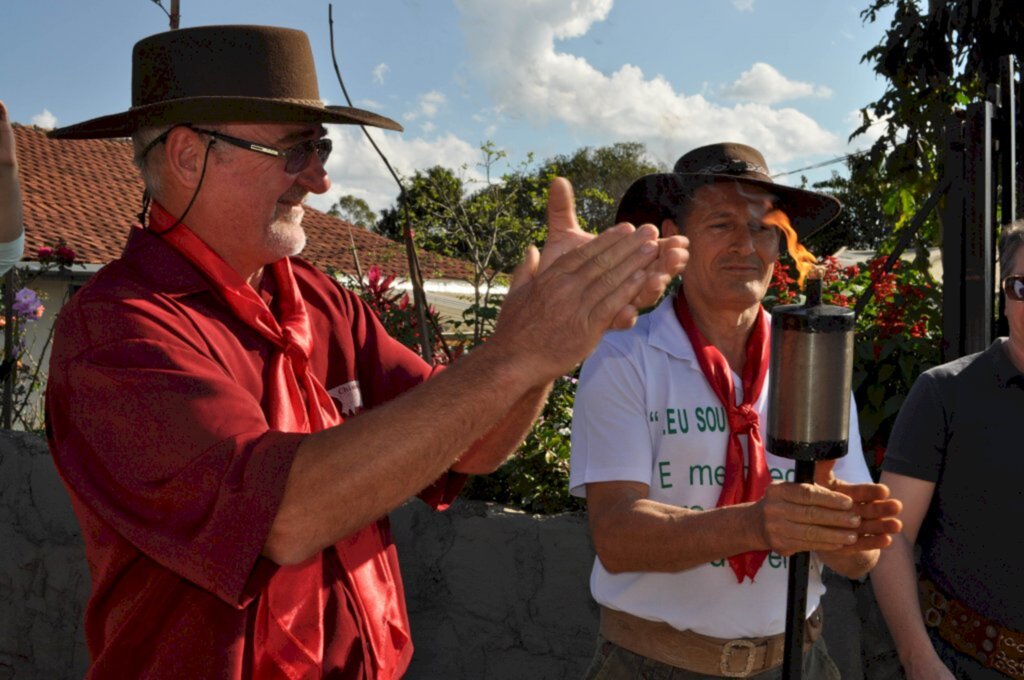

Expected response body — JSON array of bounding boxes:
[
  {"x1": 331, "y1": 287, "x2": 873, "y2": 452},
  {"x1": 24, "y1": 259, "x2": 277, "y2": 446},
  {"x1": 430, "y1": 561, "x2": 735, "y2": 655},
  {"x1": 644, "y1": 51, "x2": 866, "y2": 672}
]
[
  {"x1": 48, "y1": 25, "x2": 402, "y2": 140},
  {"x1": 615, "y1": 142, "x2": 840, "y2": 239}
]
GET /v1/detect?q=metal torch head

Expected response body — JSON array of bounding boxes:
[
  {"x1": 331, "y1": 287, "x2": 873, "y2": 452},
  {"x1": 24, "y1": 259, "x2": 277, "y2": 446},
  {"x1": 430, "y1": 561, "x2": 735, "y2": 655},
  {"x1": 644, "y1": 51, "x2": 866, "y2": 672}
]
[{"x1": 766, "y1": 278, "x2": 856, "y2": 462}]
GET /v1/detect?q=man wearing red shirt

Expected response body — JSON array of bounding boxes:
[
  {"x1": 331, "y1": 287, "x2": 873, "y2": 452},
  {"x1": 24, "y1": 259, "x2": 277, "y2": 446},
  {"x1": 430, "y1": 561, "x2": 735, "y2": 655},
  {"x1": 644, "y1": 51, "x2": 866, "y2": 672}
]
[{"x1": 45, "y1": 25, "x2": 687, "y2": 679}]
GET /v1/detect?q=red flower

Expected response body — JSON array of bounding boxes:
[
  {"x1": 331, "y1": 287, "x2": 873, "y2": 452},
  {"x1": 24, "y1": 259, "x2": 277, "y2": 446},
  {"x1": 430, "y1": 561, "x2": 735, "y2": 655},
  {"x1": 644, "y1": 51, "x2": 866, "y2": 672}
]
[
  {"x1": 769, "y1": 260, "x2": 797, "y2": 303},
  {"x1": 830, "y1": 293, "x2": 851, "y2": 308},
  {"x1": 37, "y1": 246, "x2": 54, "y2": 260},
  {"x1": 56, "y1": 246, "x2": 77, "y2": 264}
]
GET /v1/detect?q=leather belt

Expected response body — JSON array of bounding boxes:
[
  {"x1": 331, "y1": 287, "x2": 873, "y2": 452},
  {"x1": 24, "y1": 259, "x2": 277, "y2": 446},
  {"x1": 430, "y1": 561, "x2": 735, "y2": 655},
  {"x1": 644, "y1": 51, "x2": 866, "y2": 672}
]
[
  {"x1": 921, "y1": 576, "x2": 1024, "y2": 679},
  {"x1": 599, "y1": 605, "x2": 821, "y2": 678}
]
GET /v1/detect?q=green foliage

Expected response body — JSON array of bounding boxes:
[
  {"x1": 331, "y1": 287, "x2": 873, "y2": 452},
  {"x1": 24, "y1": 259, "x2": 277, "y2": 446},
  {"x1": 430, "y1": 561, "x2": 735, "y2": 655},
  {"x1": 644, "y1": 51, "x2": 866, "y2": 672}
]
[
  {"x1": 462, "y1": 373, "x2": 585, "y2": 514},
  {"x1": 536, "y1": 142, "x2": 664, "y2": 232},
  {"x1": 377, "y1": 143, "x2": 548, "y2": 345},
  {"x1": 807, "y1": 170, "x2": 895, "y2": 253},
  {"x1": 853, "y1": 0, "x2": 1023, "y2": 248},
  {"x1": 376, "y1": 166, "x2": 467, "y2": 253},
  {"x1": 328, "y1": 195, "x2": 377, "y2": 229}
]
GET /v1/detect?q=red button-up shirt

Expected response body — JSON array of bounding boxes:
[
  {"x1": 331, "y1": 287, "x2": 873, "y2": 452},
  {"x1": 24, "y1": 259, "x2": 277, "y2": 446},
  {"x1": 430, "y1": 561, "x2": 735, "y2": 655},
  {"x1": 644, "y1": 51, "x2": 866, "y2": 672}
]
[{"x1": 46, "y1": 226, "x2": 461, "y2": 678}]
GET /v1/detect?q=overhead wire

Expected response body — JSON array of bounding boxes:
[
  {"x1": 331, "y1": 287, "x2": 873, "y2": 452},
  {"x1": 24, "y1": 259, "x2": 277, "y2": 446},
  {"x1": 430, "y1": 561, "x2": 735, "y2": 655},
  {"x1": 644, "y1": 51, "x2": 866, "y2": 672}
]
[{"x1": 327, "y1": 4, "x2": 446, "y2": 363}]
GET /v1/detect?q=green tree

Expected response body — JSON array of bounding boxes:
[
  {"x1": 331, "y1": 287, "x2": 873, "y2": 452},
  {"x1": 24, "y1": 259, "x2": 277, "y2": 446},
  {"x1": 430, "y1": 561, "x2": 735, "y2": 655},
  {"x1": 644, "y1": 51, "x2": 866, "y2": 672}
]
[
  {"x1": 327, "y1": 195, "x2": 377, "y2": 229},
  {"x1": 377, "y1": 143, "x2": 545, "y2": 344},
  {"x1": 375, "y1": 166, "x2": 466, "y2": 252},
  {"x1": 854, "y1": 0, "x2": 1023, "y2": 245},
  {"x1": 808, "y1": 168, "x2": 896, "y2": 254},
  {"x1": 536, "y1": 142, "x2": 664, "y2": 232}
]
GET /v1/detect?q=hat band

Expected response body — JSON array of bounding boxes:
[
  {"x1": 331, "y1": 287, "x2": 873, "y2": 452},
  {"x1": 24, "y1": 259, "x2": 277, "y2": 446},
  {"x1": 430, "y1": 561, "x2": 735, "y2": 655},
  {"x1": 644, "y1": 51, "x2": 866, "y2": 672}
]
[
  {"x1": 694, "y1": 160, "x2": 770, "y2": 176},
  {"x1": 129, "y1": 95, "x2": 327, "y2": 111}
]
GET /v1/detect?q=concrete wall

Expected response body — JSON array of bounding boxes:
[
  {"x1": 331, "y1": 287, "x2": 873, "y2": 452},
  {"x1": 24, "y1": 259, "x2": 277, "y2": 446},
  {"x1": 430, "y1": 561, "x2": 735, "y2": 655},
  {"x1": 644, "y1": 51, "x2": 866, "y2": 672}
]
[
  {"x1": 393, "y1": 501, "x2": 599, "y2": 679},
  {"x1": 1, "y1": 430, "x2": 902, "y2": 679},
  {"x1": 0, "y1": 430, "x2": 90, "y2": 679}
]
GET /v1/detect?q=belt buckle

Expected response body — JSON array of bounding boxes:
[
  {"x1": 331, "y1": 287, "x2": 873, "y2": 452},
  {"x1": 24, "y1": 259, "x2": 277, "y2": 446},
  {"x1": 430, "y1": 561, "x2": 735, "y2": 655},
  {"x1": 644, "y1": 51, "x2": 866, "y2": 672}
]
[{"x1": 720, "y1": 638, "x2": 758, "y2": 677}]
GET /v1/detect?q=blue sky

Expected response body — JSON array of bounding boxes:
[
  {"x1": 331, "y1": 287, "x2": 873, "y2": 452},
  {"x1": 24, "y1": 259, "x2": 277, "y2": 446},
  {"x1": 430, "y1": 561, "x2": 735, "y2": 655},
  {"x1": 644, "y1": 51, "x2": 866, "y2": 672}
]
[{"x1": 1, "y1": 0, "x2": 894, "y2": 217}]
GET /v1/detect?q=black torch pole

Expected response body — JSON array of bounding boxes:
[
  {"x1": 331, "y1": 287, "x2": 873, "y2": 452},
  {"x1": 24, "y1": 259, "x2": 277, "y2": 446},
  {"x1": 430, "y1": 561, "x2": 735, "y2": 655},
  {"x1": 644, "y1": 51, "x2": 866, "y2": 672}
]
[
  {"x1": 768, "y1": 274, "x2": 855, "y2": 680},
  {"x1": 781, "y1": 459, "x2": 816, "y2": 680}
]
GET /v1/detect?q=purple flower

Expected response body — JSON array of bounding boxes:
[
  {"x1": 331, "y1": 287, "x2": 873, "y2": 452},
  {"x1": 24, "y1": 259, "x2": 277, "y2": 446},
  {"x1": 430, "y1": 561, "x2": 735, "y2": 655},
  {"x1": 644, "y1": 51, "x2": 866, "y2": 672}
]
[{"x1": 12, "y1": 288, "x2": 44, "y2": 320}]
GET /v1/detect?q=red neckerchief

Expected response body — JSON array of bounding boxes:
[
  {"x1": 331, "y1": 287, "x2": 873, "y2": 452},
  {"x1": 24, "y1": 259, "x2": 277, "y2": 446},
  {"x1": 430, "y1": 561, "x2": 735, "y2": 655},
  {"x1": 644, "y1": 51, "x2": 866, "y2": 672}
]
[
  {"x1": 673, "y1": 289, "x2": 771, "y2": 583},
  {"x1": 150, "y1": 203, "x2": 410, "y2": 679}
]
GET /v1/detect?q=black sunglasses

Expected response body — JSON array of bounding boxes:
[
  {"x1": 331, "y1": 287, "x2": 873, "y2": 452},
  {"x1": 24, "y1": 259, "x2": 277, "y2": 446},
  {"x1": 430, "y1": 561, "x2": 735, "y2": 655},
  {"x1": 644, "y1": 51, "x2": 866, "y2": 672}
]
[
  {"x1": 1004, "y1": 275, "x2": 1024, "y2": 302},
  {"x1": 138, "y1": 125, "x2": 332, "y2": 174},
  {"x1": 188, "y1": 126, "x2": 332, "y2": 174}
]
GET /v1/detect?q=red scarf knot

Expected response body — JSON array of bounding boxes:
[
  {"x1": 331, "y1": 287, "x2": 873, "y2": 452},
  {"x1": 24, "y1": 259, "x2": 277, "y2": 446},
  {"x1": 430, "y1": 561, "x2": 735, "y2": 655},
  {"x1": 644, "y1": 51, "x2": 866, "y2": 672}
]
[
  {"x1": 728, "y1": 403, "x2": 760, "y2": 435},
  {"x1": 282, "y1": 338, "x2": 310, "y2": 370}
]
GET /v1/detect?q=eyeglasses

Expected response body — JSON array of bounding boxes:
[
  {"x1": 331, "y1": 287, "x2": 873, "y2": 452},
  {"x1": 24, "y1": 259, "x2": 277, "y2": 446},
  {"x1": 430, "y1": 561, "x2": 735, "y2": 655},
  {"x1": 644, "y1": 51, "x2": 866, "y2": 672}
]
[
  {"x1": 187, "y1": 126, "x2": 332, "y2": 174},
  {"x1": 1004, "y1": 275, "x2": 1024, "y2": 302}
]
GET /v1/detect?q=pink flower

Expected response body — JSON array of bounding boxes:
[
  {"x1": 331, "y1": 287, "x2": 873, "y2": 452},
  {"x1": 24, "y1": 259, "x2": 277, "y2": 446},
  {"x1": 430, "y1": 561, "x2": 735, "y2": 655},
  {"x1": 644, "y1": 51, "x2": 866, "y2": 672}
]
[{"x1": 37, "y1": 246, "x2": 54, "y2": 260}]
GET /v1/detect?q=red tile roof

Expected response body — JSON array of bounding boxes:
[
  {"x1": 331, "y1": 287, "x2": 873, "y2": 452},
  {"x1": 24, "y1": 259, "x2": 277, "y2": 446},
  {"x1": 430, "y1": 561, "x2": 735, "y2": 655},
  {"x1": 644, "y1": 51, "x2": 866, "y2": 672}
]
[{"x1": 13, "y1": 124, "x2": 475, "y2": 280}]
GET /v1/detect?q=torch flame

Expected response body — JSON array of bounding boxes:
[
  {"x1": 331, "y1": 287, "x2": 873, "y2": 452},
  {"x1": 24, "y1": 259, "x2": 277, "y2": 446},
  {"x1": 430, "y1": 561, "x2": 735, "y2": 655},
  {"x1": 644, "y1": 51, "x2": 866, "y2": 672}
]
[{"x1": 764, "y1": 209, "x2": 818, "y2": 288}]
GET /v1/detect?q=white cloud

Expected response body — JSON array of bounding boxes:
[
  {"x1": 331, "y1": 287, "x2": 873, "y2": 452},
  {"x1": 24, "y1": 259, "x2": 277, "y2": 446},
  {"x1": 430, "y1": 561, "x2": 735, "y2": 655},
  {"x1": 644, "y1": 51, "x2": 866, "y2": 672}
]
[
  {"x1": 418, "y1": 91, "x2": 446, "y2": 117},
  {"x1": 372, "y1": 63, "x2": 389, "y2": 85},
  {"x1": 31, "y1": 109, "x2": 57, "y2": 129},
  {"x1": 721, "y1": 63, "x2": 832, "y2": 104},
  {"x1": 404, "y1": 91, "x2": 447, "y2": 121},
  {"x1": 731, "y1": 0, "x2": 755, "y2": 11},
  {"x1": 768, "y1": 110, "x2": 896, "y2": 186},
  {"x1": 313, "y1": 1, "x2": 849, "y2": 220},
  {"x1": 453, "y1": 0, "x2": 841, "y2": 166},
  {"x1": 310, "y1": 125, "x2": 481, "y2": 215}
]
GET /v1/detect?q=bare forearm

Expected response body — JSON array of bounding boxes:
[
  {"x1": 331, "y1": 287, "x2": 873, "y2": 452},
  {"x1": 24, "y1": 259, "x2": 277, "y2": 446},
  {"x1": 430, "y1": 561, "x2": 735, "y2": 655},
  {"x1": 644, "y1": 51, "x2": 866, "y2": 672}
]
[
  {"x1": 452, "y1": 382, "x2": 551, "y2": 474},
  {"x1": 589, "y1": 477, "x2": 901, "y2": 575},
  {"x1": 592, "y1": 498, "x2": 765, "y2": 574},
  {"x1": 266, "y1": 343, "x2": 540, "y2": 564},
  {"x1": 0, "y1": 167, "x2": 23, "y2": 243},
  {"x1": 872, "y1": 535, "x2": 936, "y2": 669}
]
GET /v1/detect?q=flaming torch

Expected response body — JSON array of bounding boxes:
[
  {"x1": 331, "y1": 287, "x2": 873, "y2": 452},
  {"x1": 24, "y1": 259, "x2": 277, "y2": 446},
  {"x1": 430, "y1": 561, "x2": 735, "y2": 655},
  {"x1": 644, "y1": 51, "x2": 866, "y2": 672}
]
[{"x1": 765, "y1": 211, "x2": 856, "y2": 680}]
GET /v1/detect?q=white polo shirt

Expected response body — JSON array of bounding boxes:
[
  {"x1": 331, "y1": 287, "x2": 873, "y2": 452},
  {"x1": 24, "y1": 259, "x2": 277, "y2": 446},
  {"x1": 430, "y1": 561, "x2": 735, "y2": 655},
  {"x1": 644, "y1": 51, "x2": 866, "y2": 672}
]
[{"x1": 569, "y1": 294, "x2": 871, "y2": 638}]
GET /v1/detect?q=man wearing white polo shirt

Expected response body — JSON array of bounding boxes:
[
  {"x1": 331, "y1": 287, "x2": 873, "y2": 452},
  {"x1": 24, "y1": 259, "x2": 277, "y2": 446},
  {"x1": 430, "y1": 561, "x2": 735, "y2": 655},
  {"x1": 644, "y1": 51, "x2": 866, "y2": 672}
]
[{"x1": 570, "y1": 143, "x2": 903, "y2": 679}]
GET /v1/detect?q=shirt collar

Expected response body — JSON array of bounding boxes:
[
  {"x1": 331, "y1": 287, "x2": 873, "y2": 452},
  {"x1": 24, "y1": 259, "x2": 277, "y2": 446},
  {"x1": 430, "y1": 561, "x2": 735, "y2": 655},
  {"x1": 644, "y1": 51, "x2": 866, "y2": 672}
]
[
  {"x1": 647, "y1": 293, "x2": 697, "y2": 363},
  {"x1": 122, "y1": 221, "x2": 280, "y2": 303},
  {"x1": 121, "y1": 225, "x2": 211, "y2": 297},
  {"x1": 646, "y1": 292, "x2": 773, "y2": 366}
]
